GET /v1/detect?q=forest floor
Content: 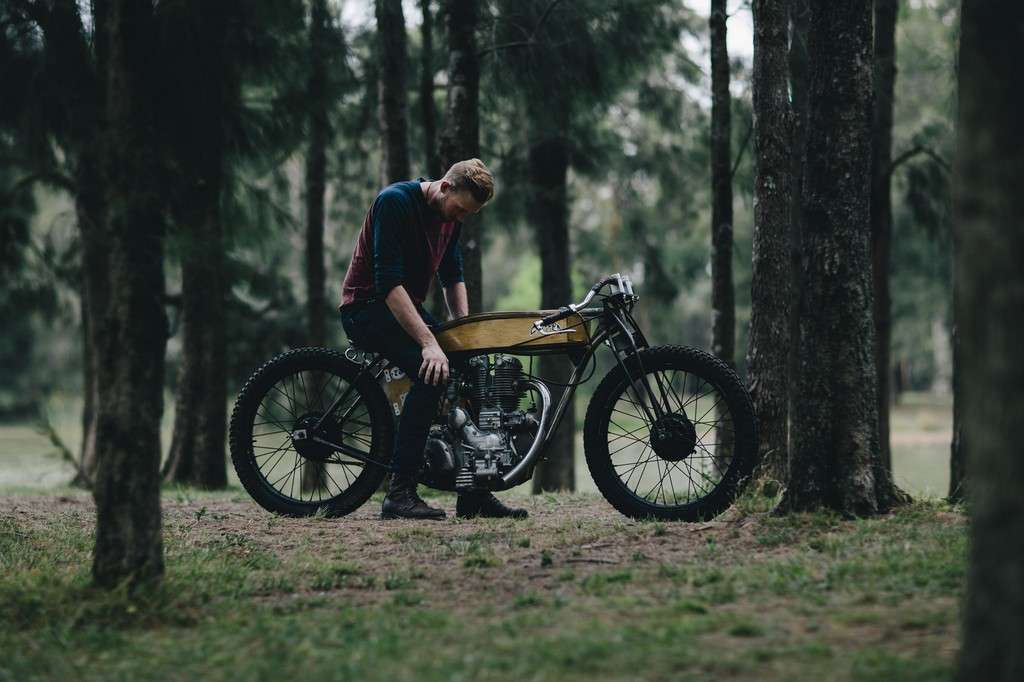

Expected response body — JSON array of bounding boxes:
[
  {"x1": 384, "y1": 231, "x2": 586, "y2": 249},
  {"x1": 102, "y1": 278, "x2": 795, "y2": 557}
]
[{"x1": 0, "y1": 488, "x2": 964, "y2": 681}]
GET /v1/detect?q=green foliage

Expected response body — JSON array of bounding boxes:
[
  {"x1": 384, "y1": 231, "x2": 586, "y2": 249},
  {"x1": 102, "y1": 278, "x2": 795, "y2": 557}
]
[
  {"x1": 0, "y1": 0, "x2": 959, "y2": 431},
  {"x1": 887, "y1": 0, "x2": 958, "y2": 390}
]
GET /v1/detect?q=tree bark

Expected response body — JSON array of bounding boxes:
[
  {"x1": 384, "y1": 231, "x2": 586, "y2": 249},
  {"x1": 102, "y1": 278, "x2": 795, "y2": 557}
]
[
  {"x1": 74, "y1": 148, "x2": 108, "y2": 488},
  {"x1": 306, "y1": 0, "x2": 329, "y2": 350},
  {"x1": 92, "y1": 0, "x2": 166, "y2": 588},
  {"x1": 787, "y1": 0, "x2": 809, "y2": 458},
  {"x1": 948, "y1": 307, "x2": 964, "y2": 502},
  {"x1": 528, "y1": 109, "x2": 574, "y2": 493},
  {"x1": 440, "y1": 0, "x2": 483, "y2": 315},
  {"x1": 776, "y1": 0, "x2": 906, "y2": 516},
  {"x1": 709, "y1": 0, "x2": 734, "y2": 369},
  {"x1": 302, "y1": 0, "x2": 331, "y2": 492},
  {"x1": 375, "y1": 0, "x2": 410, "y2": 186},
  {"x1": 747, "y1": 0, "x2": 791, "y2": 486},
  {"x1": 163, "y1": 1, "x2": 231, "y2": 489},
  {"x1": 422, "y1": 0, "x2": 447, "y2": 319},
  {"x1": 954, "y1": 2, "x2": 1024, "y2": 678},
  {"x1": 871, "y1": 0, "x2": 898, "y2": 474},
  {"x1": 420, "y1": 0, "x2": 441, "y2": 180}
]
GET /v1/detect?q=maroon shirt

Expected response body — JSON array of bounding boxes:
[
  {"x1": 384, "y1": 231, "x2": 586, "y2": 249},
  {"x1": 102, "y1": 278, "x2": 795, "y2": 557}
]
[{"x1": 339, "y1": 180, "x2": 464, "y2": 308}]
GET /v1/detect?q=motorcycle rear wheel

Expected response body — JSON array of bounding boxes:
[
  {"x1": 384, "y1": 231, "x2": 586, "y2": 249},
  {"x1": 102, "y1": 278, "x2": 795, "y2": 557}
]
[
  {"x1": 584, "y1": 345, "x2": 758, "y2": 521},
  {"x1": 229, "y1": 347, "x2": 390, "y2": 517}
]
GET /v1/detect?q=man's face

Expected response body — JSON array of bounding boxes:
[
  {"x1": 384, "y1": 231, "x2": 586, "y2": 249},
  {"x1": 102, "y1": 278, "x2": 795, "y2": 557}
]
[{"x1": 439, "y1": 184, "x2": 483, "y2": 222}]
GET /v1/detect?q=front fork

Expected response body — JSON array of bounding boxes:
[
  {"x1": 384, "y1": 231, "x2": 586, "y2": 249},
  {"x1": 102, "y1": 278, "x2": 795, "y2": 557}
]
[{"x1": 605, "y1": 308, "x2": 668, "y2": 426}]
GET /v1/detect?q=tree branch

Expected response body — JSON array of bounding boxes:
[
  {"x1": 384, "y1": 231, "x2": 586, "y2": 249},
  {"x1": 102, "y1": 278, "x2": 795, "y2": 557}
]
[
  {"x1": 478, "y1": 0, "x2": 564, "y2": 58},
  {"x1": 36, "y1": 405, "x2": 92, "y2": 489},
  {"x1": 11, "y1": 170, "x2": 77, "y2": 195},
  {"x1": 730, "y1": 118, "x2": 754, "y2": 179},
  {"x1": 888, "y1": 145, "x2": 951, "y2": 177}
]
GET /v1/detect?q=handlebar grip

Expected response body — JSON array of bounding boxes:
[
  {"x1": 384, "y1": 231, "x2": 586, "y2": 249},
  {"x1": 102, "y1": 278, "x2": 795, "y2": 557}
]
[{"x1": 538, "y1": 306, "x2": 573, "y2": 327}]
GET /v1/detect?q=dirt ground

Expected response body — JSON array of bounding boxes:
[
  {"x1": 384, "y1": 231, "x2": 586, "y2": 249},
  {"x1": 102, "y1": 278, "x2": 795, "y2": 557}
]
[
  {"x1": 3, "y1": 491, "x2": 770, "y2": 606},
  {"x1": 2, "y1": 489, "x2": 966, "y2": 680}
]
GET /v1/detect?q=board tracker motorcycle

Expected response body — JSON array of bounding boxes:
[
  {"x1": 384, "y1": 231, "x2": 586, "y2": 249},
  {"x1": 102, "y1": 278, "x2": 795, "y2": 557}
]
[{"x1": 229, "y1": 274, "x2": 758, "y2": 521}]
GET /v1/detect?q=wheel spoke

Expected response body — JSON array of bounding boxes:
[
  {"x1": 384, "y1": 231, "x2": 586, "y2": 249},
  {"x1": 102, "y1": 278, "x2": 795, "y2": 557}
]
[
  {"x1": 241, "y1": 362, "x2": 383, "y2": 506},
  {"x1": 605, "y1": 359, "x2": 741, "y2": 511}
]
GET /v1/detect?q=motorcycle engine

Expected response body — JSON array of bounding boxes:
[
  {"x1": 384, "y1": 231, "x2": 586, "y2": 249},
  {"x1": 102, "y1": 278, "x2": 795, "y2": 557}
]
[{"x1": 424, "y1": 354, "x2": 539, "y2": 491}]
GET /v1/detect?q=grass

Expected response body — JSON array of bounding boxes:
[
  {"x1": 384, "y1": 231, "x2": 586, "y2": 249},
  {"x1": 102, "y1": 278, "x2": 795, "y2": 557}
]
[
  {"x1": 0, "y1": 492, "x2": 965, "y2": 682},
  {"x1": 0, "y1": 392, "x2": 961, "y2": 679}
]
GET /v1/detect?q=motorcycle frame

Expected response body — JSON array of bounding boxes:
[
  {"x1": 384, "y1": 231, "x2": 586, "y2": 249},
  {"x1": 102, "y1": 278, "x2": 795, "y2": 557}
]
[{"x1": 297, "y1": 288, "x2": 668, "y2": 475}]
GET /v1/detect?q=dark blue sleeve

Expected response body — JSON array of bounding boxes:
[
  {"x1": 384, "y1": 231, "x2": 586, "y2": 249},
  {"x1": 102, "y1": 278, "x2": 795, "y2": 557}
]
[
  {"x1": 371, "y1": 190, "x2": 410, "y2": 297},
  {"x1": 436, "y1": 224, "x2": 465, "y2": 288}
]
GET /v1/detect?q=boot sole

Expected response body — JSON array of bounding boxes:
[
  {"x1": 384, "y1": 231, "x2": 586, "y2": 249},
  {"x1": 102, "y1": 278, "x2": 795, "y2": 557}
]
[
  {"x1": 380, "y1": 511, "x2": 446, "y2": 520},
  {"x1": 456, "y1": 512, "x2": 529, "y2": 519}
]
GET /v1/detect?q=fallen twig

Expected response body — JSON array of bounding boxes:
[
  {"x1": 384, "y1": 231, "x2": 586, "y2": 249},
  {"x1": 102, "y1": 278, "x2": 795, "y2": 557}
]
[{"x1": 565, "y1": 557, "x2": 619, "y2": 565}]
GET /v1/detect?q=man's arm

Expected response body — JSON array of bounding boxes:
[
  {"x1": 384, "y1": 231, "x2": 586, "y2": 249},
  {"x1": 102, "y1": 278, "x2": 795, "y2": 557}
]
[
  {"x1": 443, "y1": 281, "x2": 468, "y2": 319},
  {"x1": 384, "y1": 285, "x2": 448, "y2": 385}
]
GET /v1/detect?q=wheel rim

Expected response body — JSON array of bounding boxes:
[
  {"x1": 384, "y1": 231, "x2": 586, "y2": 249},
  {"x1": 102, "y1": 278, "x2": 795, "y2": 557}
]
[
  {"x1": 250, "y1": 367, "x2": 376, "y2": 505},
  {"x1": 607, "y1": 367, "x2": 736, "y2": 509}
]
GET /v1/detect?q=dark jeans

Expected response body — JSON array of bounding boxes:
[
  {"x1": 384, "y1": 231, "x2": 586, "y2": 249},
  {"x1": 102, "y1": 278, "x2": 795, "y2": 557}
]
[{"x1": 340, "y1": 300, "x2": 444, "y2": 477}]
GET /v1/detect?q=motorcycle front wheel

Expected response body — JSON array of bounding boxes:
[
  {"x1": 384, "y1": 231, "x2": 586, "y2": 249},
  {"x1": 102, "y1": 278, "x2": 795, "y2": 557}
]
[
  {"x1": 584, "y1": 345, "x2": 758, "y2": 522},
  {"x1": 229, "y1": 347, "x2": 390, "y2": 517}
]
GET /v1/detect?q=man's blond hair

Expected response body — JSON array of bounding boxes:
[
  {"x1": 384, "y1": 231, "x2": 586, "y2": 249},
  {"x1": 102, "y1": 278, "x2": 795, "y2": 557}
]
[{"x1": 442, "y1": 158, "x2": 494, "y2": 204}]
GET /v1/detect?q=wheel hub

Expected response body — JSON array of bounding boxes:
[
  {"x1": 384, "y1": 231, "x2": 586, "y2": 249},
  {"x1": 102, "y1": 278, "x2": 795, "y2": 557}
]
[
  {"x1": 649, "y1": 412, "x2": 697, "y2": 462},
  {"x1": 291, "y1": 413, "x2": 339, "y2": 463}
]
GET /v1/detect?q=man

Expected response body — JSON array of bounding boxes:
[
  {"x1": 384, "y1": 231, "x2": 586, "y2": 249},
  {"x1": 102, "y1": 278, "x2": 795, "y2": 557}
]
[{"x1": 339, "y1": 159, "x2": 527, "y2": 521}]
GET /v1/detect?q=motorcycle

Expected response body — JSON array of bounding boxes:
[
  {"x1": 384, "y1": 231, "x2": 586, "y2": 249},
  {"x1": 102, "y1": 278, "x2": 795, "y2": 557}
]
[{"x1": 228, "y1": 273, "x2": 758, "y2": 521}]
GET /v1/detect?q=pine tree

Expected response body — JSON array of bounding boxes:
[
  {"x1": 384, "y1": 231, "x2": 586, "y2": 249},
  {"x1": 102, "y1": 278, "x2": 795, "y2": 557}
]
[
  {"x1": 954, "y1": 2, "x2": 1024, "y2": 677},
  {"x1": 777, "y1": 0, "x2": 906, "y2": 516},
  {"x1": 376, "y1": 0, "x2": 410, "y2": 185},
  {"x1": 162, "y1": 0, "x2": 237, "y2": 489},
  {"x1": 747, "y1": 0, "x2": 791, "y2": 485},
  {"x1": 440, "y1": 0, "x2": 483, "y2": 315},
  {"x1": 709, "y1": 0, "x2": 734, "y2": 370},
  {"x1": 870, "y1": 0, "x2": 899, "y2": 473},
  {"x1": 92, "y1": 0, "x2": 167, "y2": 588}
]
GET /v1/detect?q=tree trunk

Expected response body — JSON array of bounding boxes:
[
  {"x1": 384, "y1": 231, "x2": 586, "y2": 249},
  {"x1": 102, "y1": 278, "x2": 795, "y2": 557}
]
[
  {"x1": 375, "y1": 0, "x2": 410, "y2": 186},
  {"x1": 77, "y1": 286, "x2": 96, "y2": 487},
  {"x1": 92, "y1": 0, "x2": 166, "y2": 588},
  {"x1": 441, "y1": 0, "x2": 483, "y2": 315},
  {"x1": 420, "y1": 0, "x2": 441, "y2": 180},
  {"x1": 776, "y1": 0, "x2": 906, "y2": 516},
  {"x1": 422, "y1": 0, "x2": 447, "y2": 319},
  {"x1": 709, "y1": 0, "x2": 734, "y2": 369},
  {"x1": 747, "y1": 0, "x2": 791, "y2": 486},
  {"x1": 302, "y1": 0, "x2": 331, "y2": 492},
  {"x1": 871, "y1": 0, "x2": 898, "y2": 474},
  {"x1": 36, "y1": 0, "x2": 107, "y2": 488},
  {"x1": 306, "y1": 0, "x2": 329, "y2": 349},
  {"x1": 163, "y1": 2, "x2": 231, "y2": 490},
  {"x1": 528, "y1": 110, "x2": 574, "y2": 493},
  {"x1": 954, "y1": 3, "x2": 1024, "y2": 678},
  {"x1": 948, "y1": 307, "x2": 964, "y2": 502},
  {"x1": 74, "y1": 149, "x2": 107, "y2": 488},
  {"x1": 164, "y1": 236, "x2": 227, "y2": 489},
  {"x1": 787, "y1": 0, "x2": 809, "y2": 458}
]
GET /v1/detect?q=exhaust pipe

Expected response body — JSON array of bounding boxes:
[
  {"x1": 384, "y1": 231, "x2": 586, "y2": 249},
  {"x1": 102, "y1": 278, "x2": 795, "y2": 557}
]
[{"x1": 500, "y1": 379, "x2": 552, "y2": 488}]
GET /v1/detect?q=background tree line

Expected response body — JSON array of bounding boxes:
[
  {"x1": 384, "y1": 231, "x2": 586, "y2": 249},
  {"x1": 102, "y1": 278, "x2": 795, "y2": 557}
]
[{"x1": 0, "y1": 0, "x2": 991, "y2": 626}]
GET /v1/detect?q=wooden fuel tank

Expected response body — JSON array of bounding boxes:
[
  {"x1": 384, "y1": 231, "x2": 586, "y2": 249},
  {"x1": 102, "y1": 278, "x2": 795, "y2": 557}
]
[{"x1": 434, "y1": 310, "x2": 590, "y2": 354}]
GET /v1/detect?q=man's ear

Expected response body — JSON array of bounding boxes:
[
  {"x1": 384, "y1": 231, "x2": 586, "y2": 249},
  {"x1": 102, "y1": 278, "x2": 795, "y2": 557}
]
[{"x1": 438, "y1": 179, "x2": 452, "y2": 195}]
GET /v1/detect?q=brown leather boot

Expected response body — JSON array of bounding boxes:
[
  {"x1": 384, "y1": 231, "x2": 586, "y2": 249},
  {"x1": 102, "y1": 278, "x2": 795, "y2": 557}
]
[
  {"x1": 381, "y1": 474, "x2": 446, "y2": 520},
  {"x1": 456, "y1": 492, "x2": 528, "y2": 519}
]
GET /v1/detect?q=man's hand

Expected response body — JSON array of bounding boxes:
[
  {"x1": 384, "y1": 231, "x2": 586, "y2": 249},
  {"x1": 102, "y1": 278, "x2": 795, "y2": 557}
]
[
  {"x1": 420, "y1": 342, "x2": 449, "y2": 386},
  {"x1": 383, "y1": 286, "x2": 449, "y2": 386}
]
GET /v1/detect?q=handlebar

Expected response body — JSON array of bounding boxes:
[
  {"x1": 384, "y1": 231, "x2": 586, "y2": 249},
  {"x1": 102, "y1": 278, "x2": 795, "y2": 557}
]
[
  {"x1": 538, "y1": 307, "x2": 574, "y2": 328},
  {"x1": 532, "y1": 273, "x2": 636, "y2": 332}
]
